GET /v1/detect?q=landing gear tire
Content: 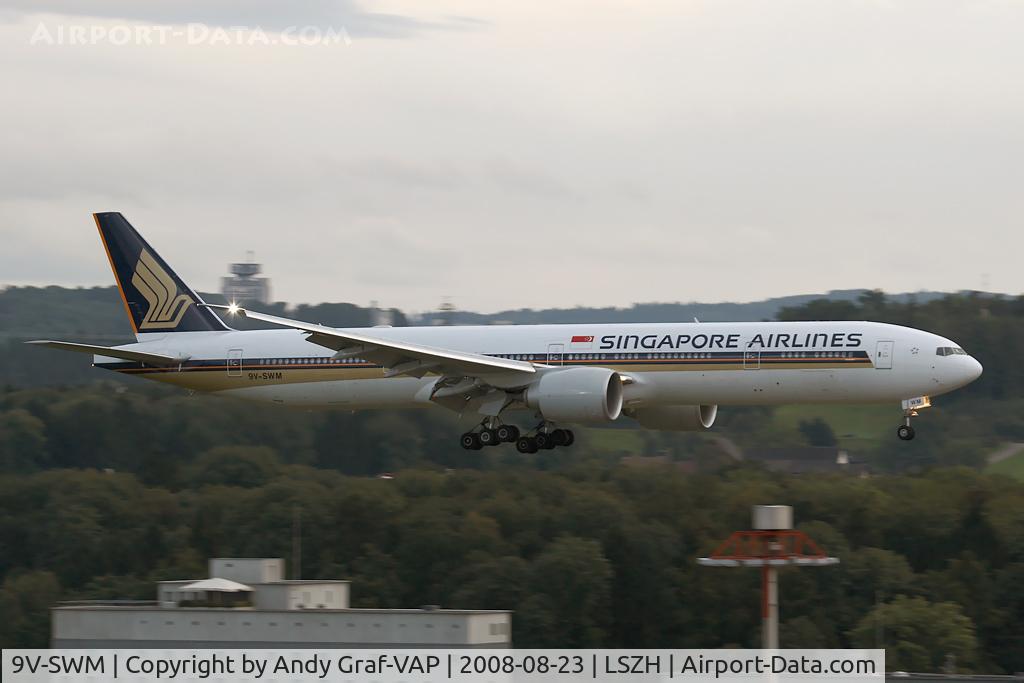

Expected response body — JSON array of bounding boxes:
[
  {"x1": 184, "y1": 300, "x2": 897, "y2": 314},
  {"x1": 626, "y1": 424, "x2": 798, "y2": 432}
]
[
  {"x1": 564, "y1": 430, "x2": 575, "y2": 446},
  {"x1": 496, "y1": 425, "x2": 520, "y2": 443},
  {"x1": 479, "y1": 429, "x2": 500, "y2": 447},
  {"x1": 535, "y1": 432, "x2": 557, "y2": 450},
  {"x1": 516, "y1": 436, "x2": 538, "y2": 454},
  {"x1": 460, "y1": 432, "x2": 483, "y2": 450},
  {"x1": 897, "y1": 424, "x2": 915, "y2": 441},
  {"x1": 552, "y1": 429, "x2": 572, "y2": 447}
]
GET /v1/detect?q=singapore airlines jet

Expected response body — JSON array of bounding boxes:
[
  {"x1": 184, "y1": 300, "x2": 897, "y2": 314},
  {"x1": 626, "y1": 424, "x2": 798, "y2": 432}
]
[{"x1": 30, "y1": 213, "x2": 983, "y2": 452}]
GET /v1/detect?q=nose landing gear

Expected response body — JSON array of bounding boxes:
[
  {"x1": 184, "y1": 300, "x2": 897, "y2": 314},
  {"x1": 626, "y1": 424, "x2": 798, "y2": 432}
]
[
  {"x1": 897, "y1": 421, "x2": 916, "y2": 441},
  {"x1": 896, "y1": 396, "x2": 930, "y2": 441}
]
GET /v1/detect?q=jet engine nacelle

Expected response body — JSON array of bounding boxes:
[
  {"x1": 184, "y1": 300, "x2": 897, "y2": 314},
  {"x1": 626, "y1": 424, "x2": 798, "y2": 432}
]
[
  {"x1": 627, "y1": 404, "x2": 718, "y2": 431},
  {"x1": 523, "y1": 367, "x2": 624, "y2": 424}
]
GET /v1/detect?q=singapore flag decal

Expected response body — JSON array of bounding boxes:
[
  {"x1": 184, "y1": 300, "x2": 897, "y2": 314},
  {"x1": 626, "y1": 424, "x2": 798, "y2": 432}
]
[{"x1": 571, "y1": 335, "x2": 594, "y2": 347}]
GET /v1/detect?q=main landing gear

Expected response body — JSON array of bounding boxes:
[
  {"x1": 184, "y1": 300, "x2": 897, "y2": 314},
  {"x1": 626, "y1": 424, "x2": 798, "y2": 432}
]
[
  {"x1": 459, "y1": 419, "x2": 521, "y2": 451},
  {"x1": 515, "y1": 423, "x2": 575, "y2": 454},
  {"x1": 458, "y1": 419, "x2": 575, "y2": 452}
]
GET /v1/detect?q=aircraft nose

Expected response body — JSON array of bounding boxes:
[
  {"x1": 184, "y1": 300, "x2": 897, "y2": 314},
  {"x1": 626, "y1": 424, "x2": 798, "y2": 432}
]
[
  {"x1": 949, "y1": 356, "x2": 983, "y2": 388},
  {"x1": 967, "y1": 356, "x2": 983, "y2": 383}
]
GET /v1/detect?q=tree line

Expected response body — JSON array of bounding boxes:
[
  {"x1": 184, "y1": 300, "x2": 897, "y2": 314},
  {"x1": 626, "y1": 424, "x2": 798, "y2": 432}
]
[
  {"x1": 1, "y1": 463, "x2": 1023, "y2": 673},
  {"x1": 0, "y1": 379, "x2": 1012, "y2": 480}
]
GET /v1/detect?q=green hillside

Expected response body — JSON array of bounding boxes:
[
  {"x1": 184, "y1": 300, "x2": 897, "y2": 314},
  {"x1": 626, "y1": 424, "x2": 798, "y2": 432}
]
[
  {"x1": 986, "y1": 449, "x2": 1024, "y2": 481},
  {"x1": 773, "y1": 404, "x2": 894, "y2": 450}
]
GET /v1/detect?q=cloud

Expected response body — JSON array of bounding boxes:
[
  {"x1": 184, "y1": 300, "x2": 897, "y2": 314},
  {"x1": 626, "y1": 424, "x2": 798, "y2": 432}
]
[
  {"x1": 331, "y1": 157, "x2": 466, "y2": 191},
  {"x1": 481, "y1": 157, "x2": 577, "y2": 201},
  {"x1": 0, "y1": 0, "x2": 474, "y2": 38},
  {"x1": 2, "y1": 1, "x2": 1023, "y2": 312}
]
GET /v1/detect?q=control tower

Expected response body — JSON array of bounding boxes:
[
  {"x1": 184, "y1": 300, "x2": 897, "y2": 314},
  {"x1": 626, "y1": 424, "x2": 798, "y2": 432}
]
[{"x1": 221, "y1": 252, "x2": 271, "y2": 305}]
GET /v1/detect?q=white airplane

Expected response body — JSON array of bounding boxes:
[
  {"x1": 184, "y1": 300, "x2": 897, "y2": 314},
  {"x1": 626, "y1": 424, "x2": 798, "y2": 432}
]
[{"x1": 30, "y1": 213, "x2": 983, "y2": 452}]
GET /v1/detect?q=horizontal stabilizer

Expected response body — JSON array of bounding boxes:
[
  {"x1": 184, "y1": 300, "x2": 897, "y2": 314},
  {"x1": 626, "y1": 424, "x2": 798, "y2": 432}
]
[{"x1": 25, "y1": 340, "x2": 187, "y2": 366}]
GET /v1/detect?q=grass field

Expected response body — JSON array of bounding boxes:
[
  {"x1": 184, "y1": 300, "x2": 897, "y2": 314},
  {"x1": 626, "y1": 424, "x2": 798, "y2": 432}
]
[
  {"x1": 986, "y1": 450, "x2": 1024, "y2": 481},
  {"x1": 579, "y1": 404, "x2": 897, "y2": 455},
  {"x1": 579, "y1": 428, "x2": 646, "y2": 453},
  {"x1": 771, "y1": 403, "x2": 895, "y2": 449}
]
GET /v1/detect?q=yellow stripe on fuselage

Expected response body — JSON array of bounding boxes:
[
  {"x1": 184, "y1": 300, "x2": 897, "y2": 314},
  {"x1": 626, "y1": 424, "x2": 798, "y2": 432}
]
[{"x1": 115, "y1": 357, "x2": 873, "y2": 392}]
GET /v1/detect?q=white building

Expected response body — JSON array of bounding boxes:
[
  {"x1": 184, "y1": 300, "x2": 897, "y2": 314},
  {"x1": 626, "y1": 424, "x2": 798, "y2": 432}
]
[{"x1": 52, "y1": 558, "x2": 511, "y2": 648}]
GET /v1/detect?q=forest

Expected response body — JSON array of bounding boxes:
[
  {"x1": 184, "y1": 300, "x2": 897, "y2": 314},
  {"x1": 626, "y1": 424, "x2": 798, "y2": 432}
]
[{"x1": 0, "y1": 288, "x2": 1023, "y2": 673}]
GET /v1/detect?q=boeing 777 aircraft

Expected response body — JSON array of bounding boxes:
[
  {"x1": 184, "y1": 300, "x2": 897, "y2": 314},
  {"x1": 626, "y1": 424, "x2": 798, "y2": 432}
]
[{"x1": 30, "y1": 213, "x2": 983, "y2": 452}]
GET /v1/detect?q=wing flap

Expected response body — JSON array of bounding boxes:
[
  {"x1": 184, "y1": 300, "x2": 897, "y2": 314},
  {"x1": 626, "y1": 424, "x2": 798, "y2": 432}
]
[{"x1": 26, "y1": 340, "x2": 186, "y2": 366}]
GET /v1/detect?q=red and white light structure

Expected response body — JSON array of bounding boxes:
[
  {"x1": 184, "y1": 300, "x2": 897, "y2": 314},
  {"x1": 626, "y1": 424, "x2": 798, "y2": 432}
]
[{"x1": 698, "y1": 505, "x2": 839, "y2": 649}]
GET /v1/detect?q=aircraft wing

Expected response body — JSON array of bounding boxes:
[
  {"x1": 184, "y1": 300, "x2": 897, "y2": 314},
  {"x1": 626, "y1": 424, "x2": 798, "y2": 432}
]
[
  {"x1": 25, "y1": 340, "x2": 187, "y2": 366},
  {"x1": 201, "y1": 305, "x2": 536, "y2": 380}
]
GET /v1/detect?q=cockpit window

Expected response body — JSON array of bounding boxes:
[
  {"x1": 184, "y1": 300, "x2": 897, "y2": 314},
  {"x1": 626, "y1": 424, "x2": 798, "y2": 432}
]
[{"x1": 936, "y1": 347, "x2": 967, "y2": 356}]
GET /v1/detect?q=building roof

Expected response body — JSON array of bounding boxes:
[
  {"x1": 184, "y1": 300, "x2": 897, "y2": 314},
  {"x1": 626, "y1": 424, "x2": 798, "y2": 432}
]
[
  {"x1": 209, "y1": 557, "x2": 281, "y2": 562},
  {"x1": 52, "y1": 605, "x2": 512, "y2": 615},
  {"x1": 180, "y1": 578, "x2": 252, "y2": 592},
  {"x1": 158, "y1": 579, "x2": 350, "y2": 587}
]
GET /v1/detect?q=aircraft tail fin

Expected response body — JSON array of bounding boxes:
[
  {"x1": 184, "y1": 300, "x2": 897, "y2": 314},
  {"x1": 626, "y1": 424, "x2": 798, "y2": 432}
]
[{"x1": 93, "y1": 212, "x2": 230, "y2": 336}]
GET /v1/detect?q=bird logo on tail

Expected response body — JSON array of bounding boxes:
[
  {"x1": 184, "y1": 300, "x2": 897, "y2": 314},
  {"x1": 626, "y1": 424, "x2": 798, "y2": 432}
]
[{"x1": 131, "y1": 249, "x2": 194, "y2": 329}]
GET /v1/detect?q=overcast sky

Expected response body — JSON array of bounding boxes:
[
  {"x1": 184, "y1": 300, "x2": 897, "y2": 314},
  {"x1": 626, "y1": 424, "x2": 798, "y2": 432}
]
[{"x1": 1, "y1": 1, "x2": 1021, "y2": 313}]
